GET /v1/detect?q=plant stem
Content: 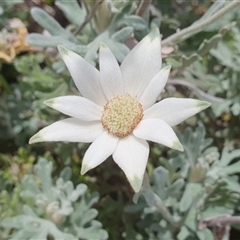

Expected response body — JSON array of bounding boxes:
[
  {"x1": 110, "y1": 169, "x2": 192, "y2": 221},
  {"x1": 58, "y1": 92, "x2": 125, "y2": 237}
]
[
  {"x1": 167, "y1": 79, "x2": 225, "y2": 103},
  {"x1": 199, "y1": 214, "x2": 240, "y2": 228},
  {"x1": 74, "y1": 0, "x2": 104, "y2": 35},
  {"x1": 142, "y1": 173, "x2": 176, "y2": 225},
  {"x1": 136, "y1": 0, "x2": 152, "y2": 17},
  {"x1": 162, "y1": 1, "x2": 240, "y2": 46}
]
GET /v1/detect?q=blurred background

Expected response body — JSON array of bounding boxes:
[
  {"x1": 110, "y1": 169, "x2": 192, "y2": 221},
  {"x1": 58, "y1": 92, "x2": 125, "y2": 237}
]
[{"x1": 1, "y1": 1, "x2": 240, "y2": 240}]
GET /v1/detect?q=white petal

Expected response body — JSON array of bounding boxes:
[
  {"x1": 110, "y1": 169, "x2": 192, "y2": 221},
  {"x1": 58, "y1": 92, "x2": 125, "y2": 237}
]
[
  {"x1": 133, "y1": 118, "x2": 183, "y2": 151},
  {"x1": 140, "y1": 65, "x2": 171, "y2": 109},
  {"x1": 120, "y1": 28, "x2": 162, "y2": 98},
  {"x1": 113, "y1": 135, "x2": 149, "y2": 192},
  {"x1": 58, "y1": 45, "x2": 107, "y2": 106},
  {"x1": 144, "y1": 98, "x2": 211, "y2": 126},
  {"x1": 81, "y1": 131, "x2": 118, "y2": 174},
  {"x1": 99, "y1": 43, "x2": 123, "y2": 100},
  {"x1": 29, "y1": 118, "x2": 103, "y2": 144},
  {"x1": 44, "y1": 96, "x2": 102, "y2": 121}
]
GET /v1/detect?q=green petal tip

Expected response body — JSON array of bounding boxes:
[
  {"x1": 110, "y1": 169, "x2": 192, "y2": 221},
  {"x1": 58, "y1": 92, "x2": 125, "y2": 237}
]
[
  {"x1": 29, "y1": 133, "x2": 44, "y2": 144},
  {"x1": 197, "y1": 101, "x2": 211, "y2": 110},
  {"x1": 100, "y1": 42, "x2": 108, "y2": 49},
  {"x1": 81, "y1": 164, "x2": 91, "y2": 175},
  {"x1": 164, "y1": 65, "x2": 172, "y2": 71},
  {"x1": 129, "y1": 176, "x2": 143, "y2": 193},
  {"x1": 149, "y1": 27, "x2": 160, "y2": 41},
  {"x1": 57, "y1": 44, "x2": 69, "y2": 56},
  {"x1": 43, "y1": 99, "x2": 54, "y2": 107},
  {"x1": 172, "y1": 141, "x2": 184, "y2": 152}
]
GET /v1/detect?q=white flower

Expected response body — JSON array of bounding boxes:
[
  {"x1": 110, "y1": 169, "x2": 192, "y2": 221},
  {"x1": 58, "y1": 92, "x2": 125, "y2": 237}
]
[{"x1": 29, "y1": 28, "x2": 210, "y2": 192}]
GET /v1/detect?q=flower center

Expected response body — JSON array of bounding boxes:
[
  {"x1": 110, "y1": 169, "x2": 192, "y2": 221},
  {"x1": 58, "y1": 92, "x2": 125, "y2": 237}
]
[{"x1": 101, "y1": 94, "x2": 143, "y2": 138}]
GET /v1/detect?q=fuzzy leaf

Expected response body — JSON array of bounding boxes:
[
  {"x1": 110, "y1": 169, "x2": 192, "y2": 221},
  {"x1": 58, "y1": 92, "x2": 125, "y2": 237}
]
[
  {"x1": 153, "y1": 166, "x2": 169, "y2": 200},
  {"x1": 31, "y1": 7, "x2": 67, "y2": 36},
  {"x1": 221, "y1": 161, "x2": 240, "y2": 175},
  {"x1": 197, "y1": 34, "x2": 222, "y2": 56},
  {"x1": 75, "y1": 222, "x2": 108, "y2": 240},
  {"x1": 112, "y1": 26, "x2": 134, "y2": 42},
  {"x1": 167, "y1": 178, "x2": 185, "y2": 198},
  {"x1": 34, "y1": 82, "x2": 68, "y2": 100},
  {"x1": 34, "y1": 158, "x2": 53, "y2": 199},
  {"x1": 60, "y1": 166, "x2": 72, "y2": 181},
  {"x1": 219, "y1": 147, "x2": 240, "y2": 167},
  {"x1": 26, "y1": 34, "x2": 71, "y2": 47},
  {"x1": 1, "y1": 211, "x2": 77, "y2": 240},
  {"x1": 179, "y1": 183, "x2": 202, "y2": 212},
  {"x1": 180, "y1": 53, "x2": 200, "y2": 69},
  {"x1": 80, "y1": 209, "x2": 98, "y2": 226},
  {"x1": 55, "y1": 0, "x2": 86, "y2": 27},
  {"x1": 70, "y1": 184, "x2": 87, "y2": 202},
  {"x1": 118, "y1": 15, "x2": 147, "y2": 30}
]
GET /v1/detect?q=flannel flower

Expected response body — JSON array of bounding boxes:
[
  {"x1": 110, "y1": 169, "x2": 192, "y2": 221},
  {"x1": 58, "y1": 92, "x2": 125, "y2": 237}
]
[{"x1": 29, "y1": 28, "x2": 210, "y2": 192}]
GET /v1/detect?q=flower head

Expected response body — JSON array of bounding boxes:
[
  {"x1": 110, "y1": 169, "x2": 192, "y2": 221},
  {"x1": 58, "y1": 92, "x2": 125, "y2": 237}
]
[{"x1": 29, "y1": 28, "x2": 210, "y2": 192}]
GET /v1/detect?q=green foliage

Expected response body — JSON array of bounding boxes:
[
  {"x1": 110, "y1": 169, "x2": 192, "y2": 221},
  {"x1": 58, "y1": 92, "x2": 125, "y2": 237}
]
[
  {"x1": 1, "y1": 158, "x2": 108, "y2": 240},
  {"x1": 127, "y1": 123, "x2": 239, "y2": 240},
  {"x1": 26, "y1": 1, "x2": 148, "y2": 65},
  {"x1": 1, "y1": 1, "x2": 240, "y2": 239}
]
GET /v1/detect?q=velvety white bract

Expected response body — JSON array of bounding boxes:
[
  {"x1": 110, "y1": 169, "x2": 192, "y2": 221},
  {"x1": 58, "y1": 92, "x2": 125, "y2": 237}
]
[{"x1": 29, "y1": 28, "x2": 211, "y2": 192}]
